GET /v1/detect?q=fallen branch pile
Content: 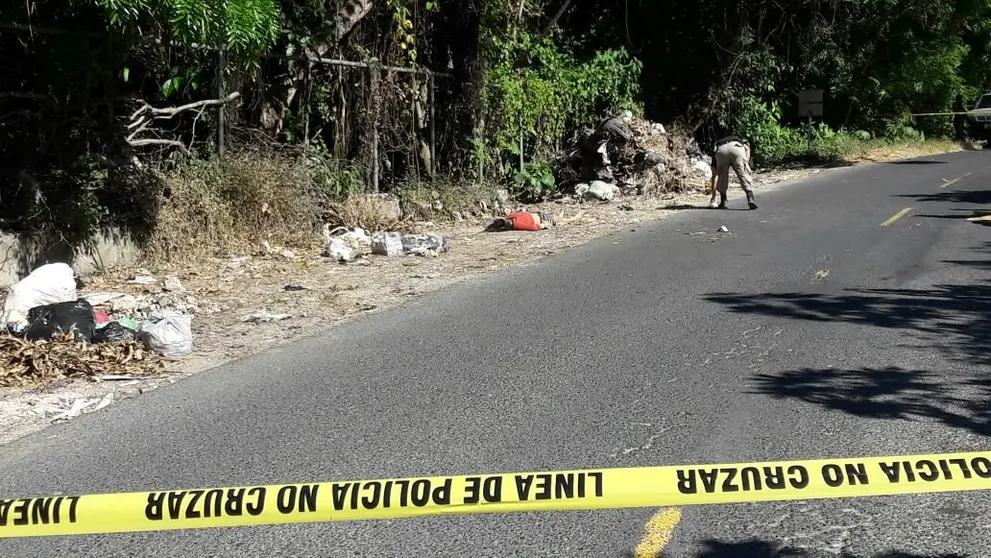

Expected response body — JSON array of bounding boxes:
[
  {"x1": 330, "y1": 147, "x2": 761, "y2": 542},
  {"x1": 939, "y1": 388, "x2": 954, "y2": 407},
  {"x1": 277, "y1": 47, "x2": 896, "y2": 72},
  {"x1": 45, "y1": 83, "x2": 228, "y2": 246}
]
[{"x1": 0, "y1": 333, "x2": 164, "y2": 388}]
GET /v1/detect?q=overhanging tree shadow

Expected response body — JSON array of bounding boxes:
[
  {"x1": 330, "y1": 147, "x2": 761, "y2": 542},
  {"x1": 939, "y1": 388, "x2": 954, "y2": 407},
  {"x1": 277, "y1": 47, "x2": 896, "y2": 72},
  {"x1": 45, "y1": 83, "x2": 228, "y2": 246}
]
[
  {"x1": 705, "y1": 282, "x2": 991, "y2": 368},
  {"x1": 703, "y1": 248, "x2": 991, "y2": 435},
  {"x1": 894, "y1": 190, "x2": 991, "y2": 204},
  {"x1": 750, "y1": 366, "x2": 991, "y2": 436}
]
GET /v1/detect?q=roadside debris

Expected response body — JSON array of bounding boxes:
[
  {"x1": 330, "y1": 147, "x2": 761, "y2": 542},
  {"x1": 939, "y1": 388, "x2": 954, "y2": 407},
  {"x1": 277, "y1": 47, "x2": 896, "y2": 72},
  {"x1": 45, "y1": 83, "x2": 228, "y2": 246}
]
[
  {"x1": 323, "y1": 224, "x2": 375, "y2": 261},
  {"x1": 325, "y1": 237, "x2": 355, "y2": 261},
  {"x1": 23, "y1": 299, "x2": 96, "y2": 343},
  {"x1": 128, "y1": 275, "x2": 157, "y2": 285},
  {"x1": 245, "y1": 311, "x2": 291, "y2": 323},
  {"x1": 577, "y1": 180, "x2": 622, "y2": 202},
  {"x1": 719, "y1": 225, "x2": 730, "y2": 232},
  {"x1": 93, "y1": 321, "x2": 138, "y2": 343},
  {"x1": 553, "y1": 111, "x2": 714, "y2": 199},
  {"x1": 162, "y1": 276, "x2": 185, "y2": 292},
  {"x1": 2, "y1": 263, "x2": 77, "y2": 328},
  {"x1": 138, "y1": 310, "x2": 193, "y2": 357},
  {"x1": 51, "y1": 392, "x2": 115, "y2": 423},
  {"x1": 371, "y1": 231, "x2": 450, "y2": 257},
  {"x1": 401, "y1": 233, "x2": 450, "y2": 256},
  {"x1": 0, "y1": 331, "x2": 163, "y2": 388},
  {"x1": 371, "y1": 231, "x2": 404, "y2": 256}
]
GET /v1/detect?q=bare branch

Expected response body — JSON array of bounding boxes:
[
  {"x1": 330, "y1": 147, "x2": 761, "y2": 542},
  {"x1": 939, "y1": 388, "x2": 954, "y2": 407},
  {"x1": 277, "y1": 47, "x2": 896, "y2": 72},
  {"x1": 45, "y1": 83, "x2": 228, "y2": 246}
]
[
  {"x1": 131, "y1": 92, "x2": 241, "y2": 121},
  {"x1": 128, "y1": 138, "x2": 191, "y2": 156},
  {"x1": 125, "y1": 92, "x2": 240, "y2": 155}
]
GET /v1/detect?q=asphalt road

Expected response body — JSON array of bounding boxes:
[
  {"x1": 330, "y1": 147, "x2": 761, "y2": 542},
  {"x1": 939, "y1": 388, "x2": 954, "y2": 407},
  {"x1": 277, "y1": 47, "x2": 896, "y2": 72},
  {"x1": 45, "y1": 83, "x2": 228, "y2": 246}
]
[{"x1": 4, "y1": 150, "x2": 991, "y2": 557}]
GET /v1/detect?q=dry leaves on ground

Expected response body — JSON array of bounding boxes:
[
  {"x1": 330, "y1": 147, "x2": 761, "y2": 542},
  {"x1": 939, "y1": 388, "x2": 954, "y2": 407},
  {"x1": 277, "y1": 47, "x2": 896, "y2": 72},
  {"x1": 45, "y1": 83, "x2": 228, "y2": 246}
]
[{"x1": 0, "y1": 333, "x2": 164, "y2": 388}]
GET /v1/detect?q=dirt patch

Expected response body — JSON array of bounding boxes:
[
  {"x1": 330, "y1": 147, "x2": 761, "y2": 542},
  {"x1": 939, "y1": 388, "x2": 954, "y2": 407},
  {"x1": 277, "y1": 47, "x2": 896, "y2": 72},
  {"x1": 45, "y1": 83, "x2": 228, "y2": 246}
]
[{"x1": 0, "y1": 145, "x2": 962, "y2": 445}]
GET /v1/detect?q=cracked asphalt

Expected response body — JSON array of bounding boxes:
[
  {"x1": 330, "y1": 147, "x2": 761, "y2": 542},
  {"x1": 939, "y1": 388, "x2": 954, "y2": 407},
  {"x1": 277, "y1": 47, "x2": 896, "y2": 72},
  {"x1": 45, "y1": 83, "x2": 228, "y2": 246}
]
[{"x1": 3, "y1": 151, "x2": 991, "y2": 557}]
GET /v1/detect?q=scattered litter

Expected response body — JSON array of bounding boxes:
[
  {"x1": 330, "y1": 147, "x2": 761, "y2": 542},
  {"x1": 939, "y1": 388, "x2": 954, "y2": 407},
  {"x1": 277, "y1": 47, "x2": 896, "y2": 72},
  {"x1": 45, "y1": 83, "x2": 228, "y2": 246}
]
[
  {"x1": 92, "y1": 392, "x2": 114, "y2": 412},
  {"x1": 813, "y1": 269, "x2": 830, "y2": 280},
  {"x1": 718, "y1": 225, "x2": 730, "y2": 232},
  {"x1": 281, "y1": 249, "x2": 296, "y2": 260},
  {"x1": 109, "y1": 294, "x2": 140, "y2": 314},
  {"x1": 620, "y1": 202, "x2": 635, "y2": 211},
  {"x1": 402, "y1": 233, "x2": 450, "y2": 256},
  {"x1": 341, "y1": 227, "x2": 372, "y2": 246},
  {"x1": 93, "y1": 321, "x2": 138, "y2": 343},
  {"x1": 325, "y1": 237, "x2": 355, "y2": 262},
  {"x1": 583, "y1": 180, "x2": 622, "y2": 201},
  {"x1": 245, "y1": 312, "x2": 291, "y2": 323},
  {"x1": 284, "y1": 284, "x2": 306, "y2": 292},
  {"x1": 368, "y1": 232, "x2": 450, "y2": 257},
  {"x1": 2, "y1": 263, "x2": 77, "y2": 326},
  {"x1": 23, "y1": 299, "x2": 96, "y2": 343},
  {"x1": 94, "y1": 309, "x2": 112, "y2": 326},
  {"x1": 83, "y1": 292, "x2": 124, "y2": 307},
  {"x1": 371, "y1": 232, "x2": 404, "y2": 257},
  {"x1": 128, "y1": 275, "x2": 158, "y2": 285},
  {"x1": 162, "y1": 276, "x2": 185, "y2": 293},
  {"x1": 52, "y1": 398, "x2": 97, "y2": 423},
  {"x1": 100, "y1": 374, "x2": 138, "y2": 381},
  {"x1": 138, "y1": 310, "x2": 193, "y2": 357}
]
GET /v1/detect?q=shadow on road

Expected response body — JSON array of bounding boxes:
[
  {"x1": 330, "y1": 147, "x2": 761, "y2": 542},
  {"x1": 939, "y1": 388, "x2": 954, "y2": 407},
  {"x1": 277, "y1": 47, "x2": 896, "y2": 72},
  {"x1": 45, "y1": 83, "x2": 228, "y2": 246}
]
[
  {"x1": 663, "y1": 204, "x2": 751, "y2": 211},
  {"x1": 705, "y1": 282, "x2": 991, "y2": 368},
  {"x1": 650, "y1": 539, "x2": 968, "y2": 557},
  {"x1": 749, "y1": 366, "x2": 991, "y2": 436},
  {"x1": 895, "y1": 190, "x2": 991, "y2": 204},
  {"x1": 884, "y1": 160, "x2": 949, "y2": 165},
  {"x1": 702, "y1": 240, "x2": 991, "y2": 435}
]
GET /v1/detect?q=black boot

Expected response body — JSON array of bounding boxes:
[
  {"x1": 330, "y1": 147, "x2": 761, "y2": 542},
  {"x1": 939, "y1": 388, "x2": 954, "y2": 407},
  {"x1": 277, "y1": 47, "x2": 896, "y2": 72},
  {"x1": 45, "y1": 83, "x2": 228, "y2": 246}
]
[
  {"x1": 717, "y1": 193, "x2": 727, "y2": 209},
  {"x1": 746, "y1": 191, "x2": 758, "y2": 210}
]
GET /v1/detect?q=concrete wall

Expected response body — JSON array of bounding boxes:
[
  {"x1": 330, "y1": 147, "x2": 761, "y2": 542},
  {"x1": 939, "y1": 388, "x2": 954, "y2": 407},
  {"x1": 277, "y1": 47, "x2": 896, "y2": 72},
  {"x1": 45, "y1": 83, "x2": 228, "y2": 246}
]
[{"x1": 0, "y1": 229, "x2": 140, "y2": 287}]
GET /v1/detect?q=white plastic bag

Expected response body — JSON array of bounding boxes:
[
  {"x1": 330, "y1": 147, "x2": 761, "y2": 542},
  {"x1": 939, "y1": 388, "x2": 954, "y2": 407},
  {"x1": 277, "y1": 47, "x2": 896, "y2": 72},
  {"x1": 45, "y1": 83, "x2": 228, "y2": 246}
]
[
  {"x1": 2, "y1": 263, "x2": 77, "y2": 324},
  {"x1": 341, "y1": 227, "x2": 371, "y2": 246},
  {"x1": 138, "y1": 310, "x2": 193, "y2": 357},
  {"x1": 585, "y1": 180, "x2": 620, "y2": 201},
  {"x1": 371, "y1": 232, "x2": 404, "y2": 256},
  {"x1": 325, "y1": 237, "x2": 354, "y2": 262}
]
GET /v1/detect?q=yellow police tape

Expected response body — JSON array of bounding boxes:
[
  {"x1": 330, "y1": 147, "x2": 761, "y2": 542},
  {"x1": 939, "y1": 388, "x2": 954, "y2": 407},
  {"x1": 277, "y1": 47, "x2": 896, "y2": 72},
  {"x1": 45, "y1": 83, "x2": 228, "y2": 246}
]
[{"x1": 2, "y1": 450, "x2": 991, "y2": 538}]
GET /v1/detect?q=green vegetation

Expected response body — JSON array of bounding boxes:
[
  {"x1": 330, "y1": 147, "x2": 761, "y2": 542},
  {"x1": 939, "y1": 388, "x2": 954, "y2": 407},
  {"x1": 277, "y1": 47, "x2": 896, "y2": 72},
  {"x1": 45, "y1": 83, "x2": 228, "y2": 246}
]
[{"x1": 2, "y1": 0, "x2": 990, "y2": 255}]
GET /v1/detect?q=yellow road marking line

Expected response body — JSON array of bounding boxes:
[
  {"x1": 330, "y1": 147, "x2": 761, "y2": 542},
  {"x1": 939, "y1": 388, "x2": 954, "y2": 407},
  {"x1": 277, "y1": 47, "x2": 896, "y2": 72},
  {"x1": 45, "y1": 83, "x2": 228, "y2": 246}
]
[
  {"x1": 880, "y1": 207, "x2": 912, "y2": 227},
  {"x1": 633, "y1": 508, "x2": 682, "y2": 558},
  {"x1": 941, "y1": 172, "x2": 972, "y2": 188}
]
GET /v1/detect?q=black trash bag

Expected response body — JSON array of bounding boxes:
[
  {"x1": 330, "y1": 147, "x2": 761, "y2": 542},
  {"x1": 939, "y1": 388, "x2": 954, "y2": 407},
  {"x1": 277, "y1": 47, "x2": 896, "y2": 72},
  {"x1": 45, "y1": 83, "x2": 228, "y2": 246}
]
[
  {"x1": 92, "y1": 321, "x2": 137, "y2": 343},
  {"x1": 23, "y1": 299, "x2": 96, "y2": 343}
]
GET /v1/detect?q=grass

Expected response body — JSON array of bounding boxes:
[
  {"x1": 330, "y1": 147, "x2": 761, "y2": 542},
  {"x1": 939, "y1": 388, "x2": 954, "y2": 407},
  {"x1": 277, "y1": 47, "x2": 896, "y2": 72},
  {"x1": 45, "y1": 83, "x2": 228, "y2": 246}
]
[
  {"x1": 759, "y1": 136, "x2": 973, "y2": 172},
  {"x1": 144, "y1": 152, "x2": 332, "y2": 263},
  {"x1": 138, "y1": 148, "x2": 505, "y2": 265},
  {"x1": 395, "y1": 178, "x2": 505, "y2": 222}
]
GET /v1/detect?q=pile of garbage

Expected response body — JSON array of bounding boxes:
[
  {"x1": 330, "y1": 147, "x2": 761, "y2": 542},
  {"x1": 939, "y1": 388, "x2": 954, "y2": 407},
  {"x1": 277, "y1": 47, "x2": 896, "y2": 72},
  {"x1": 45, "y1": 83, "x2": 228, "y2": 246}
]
[
  {"x1": 1, "y1": 263, "x2": 194, "y2": 384},
  {"x1": 322, "y1": 224, "x2": 451, "y2": 262},
  {"x1": 553, "y1": 111, "x2": 714, "y2": 200}
]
